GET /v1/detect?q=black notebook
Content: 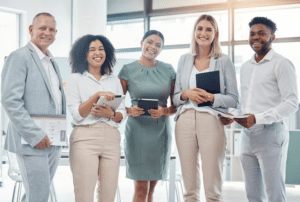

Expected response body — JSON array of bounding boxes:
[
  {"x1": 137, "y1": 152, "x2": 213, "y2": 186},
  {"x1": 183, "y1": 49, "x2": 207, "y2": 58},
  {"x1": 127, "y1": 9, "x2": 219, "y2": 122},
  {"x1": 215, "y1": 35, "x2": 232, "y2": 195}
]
[
  {"x1": 196, "y1": 70, "x2": 220, "y2": 107},
  {"x1": 138, "y1": 99, "x2": 159, "y2": 116}
]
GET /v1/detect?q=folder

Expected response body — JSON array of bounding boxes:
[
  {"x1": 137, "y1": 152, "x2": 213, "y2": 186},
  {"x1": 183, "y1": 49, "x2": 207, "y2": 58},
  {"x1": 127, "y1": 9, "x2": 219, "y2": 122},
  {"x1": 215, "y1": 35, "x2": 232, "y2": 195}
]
[
  {"x1": 21, "y1": 114, "x2": 67, "y2": 146},
  {"x1": 196, "y1": 70, "x2": 220, "y2": 107},
  {"x1": 137, "y1": 98, "x2": 158, "y2": 116}
]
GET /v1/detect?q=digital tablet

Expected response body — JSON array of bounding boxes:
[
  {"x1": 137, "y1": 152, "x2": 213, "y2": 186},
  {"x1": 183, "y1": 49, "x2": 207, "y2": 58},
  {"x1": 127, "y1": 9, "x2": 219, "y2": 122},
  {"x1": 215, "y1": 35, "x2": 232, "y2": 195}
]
[{"x1": 96, "y1": 95, "x2": 125, "y2": 111}]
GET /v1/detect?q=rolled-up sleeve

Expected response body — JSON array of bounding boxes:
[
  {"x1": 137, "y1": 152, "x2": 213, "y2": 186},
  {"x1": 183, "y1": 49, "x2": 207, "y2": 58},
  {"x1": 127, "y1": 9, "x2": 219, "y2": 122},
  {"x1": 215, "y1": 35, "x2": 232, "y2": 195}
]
[{"x1": 65, "y1": 74, "x2": 84, "y2": 122}]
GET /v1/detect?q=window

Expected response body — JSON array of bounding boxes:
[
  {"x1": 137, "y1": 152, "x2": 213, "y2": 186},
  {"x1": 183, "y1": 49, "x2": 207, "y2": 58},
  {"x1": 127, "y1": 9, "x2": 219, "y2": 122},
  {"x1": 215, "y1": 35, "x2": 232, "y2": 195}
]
[
  {"x1": 234, "y1": 4, "x2": 300, "y2": 40},
  {"x1": 153, "y1": 0, "x2": 227, "y2": 10},
  {"x1": 106, "y1": 19, "x2": 144, "y2": 49},
  {"x1": 150, "y1": 11, "x2": 228, "y2": 46}
]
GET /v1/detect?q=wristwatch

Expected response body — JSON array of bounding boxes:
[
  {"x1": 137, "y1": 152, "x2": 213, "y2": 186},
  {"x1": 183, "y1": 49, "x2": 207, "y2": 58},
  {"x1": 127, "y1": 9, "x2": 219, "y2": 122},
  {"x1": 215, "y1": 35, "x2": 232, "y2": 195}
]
[{"x1": 110, "y1": 110, "x2": 116, "y2": 120}]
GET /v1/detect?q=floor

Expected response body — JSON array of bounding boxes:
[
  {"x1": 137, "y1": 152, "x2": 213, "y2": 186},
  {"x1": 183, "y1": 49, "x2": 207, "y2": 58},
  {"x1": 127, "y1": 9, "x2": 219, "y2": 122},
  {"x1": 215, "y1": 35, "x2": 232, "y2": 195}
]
[{"x1": 1, "y1": 163, "x2": 300, "y2": 202}]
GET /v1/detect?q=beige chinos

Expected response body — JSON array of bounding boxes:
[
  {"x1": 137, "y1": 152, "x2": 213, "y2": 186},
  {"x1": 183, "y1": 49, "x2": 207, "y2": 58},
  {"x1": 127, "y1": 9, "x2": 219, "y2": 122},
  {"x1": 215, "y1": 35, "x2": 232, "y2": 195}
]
[
  {"x1": 69, "y1": 122, "x2": 121, "y2": 202},
  {"x1": 175, "y1": 109, "x2": 226, "y2": 202}
]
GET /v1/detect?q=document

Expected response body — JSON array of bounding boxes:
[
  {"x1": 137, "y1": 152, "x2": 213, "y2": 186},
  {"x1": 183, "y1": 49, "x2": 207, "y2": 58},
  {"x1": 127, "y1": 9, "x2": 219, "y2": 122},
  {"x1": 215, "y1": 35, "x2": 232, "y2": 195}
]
[
  {"x1": 96, "y1": 95, "x2": 125, "y2": 111},
  {"x1": 210, "y1": 108, "x2": 249, "y2": 119},
  {"x1": 196, "y1": 70, "x2": 220, "y2": 107},
  {"x1": 138, "y1": 98, "x2": 158, "y2": 116},
  {"x1": 218, "y1": 112, "x2": 250, "y2": 119},
  {"x1": 21, "y1": 114, "x2": 67, "y2": 146}
]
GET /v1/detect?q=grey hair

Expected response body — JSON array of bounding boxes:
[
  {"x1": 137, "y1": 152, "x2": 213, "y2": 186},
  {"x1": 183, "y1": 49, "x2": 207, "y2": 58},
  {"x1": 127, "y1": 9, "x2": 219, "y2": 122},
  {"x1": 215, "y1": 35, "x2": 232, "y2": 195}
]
[{"x1": 32, "y1": 12, "x2": 56, "y2": 24}]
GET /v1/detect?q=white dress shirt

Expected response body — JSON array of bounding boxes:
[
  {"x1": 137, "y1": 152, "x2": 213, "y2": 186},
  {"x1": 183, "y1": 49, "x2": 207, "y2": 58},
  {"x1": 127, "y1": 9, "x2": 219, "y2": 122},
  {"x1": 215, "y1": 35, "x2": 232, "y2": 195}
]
[
  {"x1": 65, "y1": 72, "x2": 127, "y2": 127},
  {"x1": 30, "y1": 41, "x2": 62, "y2": 114},
  {"x1": 235, "y1": 49, "x2": 298, "y2": 124}
]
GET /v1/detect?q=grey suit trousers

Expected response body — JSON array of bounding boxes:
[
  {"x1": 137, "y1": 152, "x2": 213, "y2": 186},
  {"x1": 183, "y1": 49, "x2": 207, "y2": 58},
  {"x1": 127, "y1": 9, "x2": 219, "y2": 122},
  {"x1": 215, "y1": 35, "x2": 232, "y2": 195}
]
[
  {"x1": 240, "y1": 121, "x2": 289, "y2": 202},
  {"x1": 16, "y1": 146, "x2": 61, "y2": 202}
]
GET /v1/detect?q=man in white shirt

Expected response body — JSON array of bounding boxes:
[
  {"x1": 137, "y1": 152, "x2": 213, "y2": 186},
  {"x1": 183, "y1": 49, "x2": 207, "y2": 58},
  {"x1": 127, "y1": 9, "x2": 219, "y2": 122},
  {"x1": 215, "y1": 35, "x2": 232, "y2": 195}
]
[
  {"x1": 1, "y1": 13, "x2": 65, "y2": 202},
  {"x1": 220, "y1": 17, "x2": 298, "y2": 202}
]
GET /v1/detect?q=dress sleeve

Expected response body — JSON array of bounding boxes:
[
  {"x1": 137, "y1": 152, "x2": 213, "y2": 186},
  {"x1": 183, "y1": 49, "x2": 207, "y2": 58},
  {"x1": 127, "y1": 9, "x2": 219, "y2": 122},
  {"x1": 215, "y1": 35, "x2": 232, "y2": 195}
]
[{"x1": 118, "y1": 64, "x2": 129, "y2": 81}]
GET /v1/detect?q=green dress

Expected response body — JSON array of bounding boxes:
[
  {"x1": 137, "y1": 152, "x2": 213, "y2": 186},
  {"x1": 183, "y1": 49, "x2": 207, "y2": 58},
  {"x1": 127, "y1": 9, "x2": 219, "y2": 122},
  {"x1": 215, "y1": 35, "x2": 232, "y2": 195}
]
[{"x1": 118, "y1": 60, "x2": 176, "y2": 180}]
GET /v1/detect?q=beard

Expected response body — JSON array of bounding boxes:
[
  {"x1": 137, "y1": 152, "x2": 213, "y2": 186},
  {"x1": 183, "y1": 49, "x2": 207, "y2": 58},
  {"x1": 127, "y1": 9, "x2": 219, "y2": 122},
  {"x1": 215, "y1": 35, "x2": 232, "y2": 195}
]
[{"x1": 256, "y1": 38, "x2": 272, "y2": 55}]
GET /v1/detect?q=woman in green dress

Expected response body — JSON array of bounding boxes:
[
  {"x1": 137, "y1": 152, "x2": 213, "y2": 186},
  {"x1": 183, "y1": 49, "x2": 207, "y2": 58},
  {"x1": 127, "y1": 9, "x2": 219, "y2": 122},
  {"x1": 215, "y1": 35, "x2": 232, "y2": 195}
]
[{"x1": 118, "y1": 30, "x2": 176, "y2": 202}]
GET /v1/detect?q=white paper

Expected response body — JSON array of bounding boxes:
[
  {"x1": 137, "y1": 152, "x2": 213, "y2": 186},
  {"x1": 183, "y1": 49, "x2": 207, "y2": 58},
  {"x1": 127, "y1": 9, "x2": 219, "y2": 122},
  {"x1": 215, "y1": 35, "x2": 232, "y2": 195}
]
[
  {"x1": 217, "y1": 111, "x2": 249, "y2": 119},
  {"x1": 21, "y1": 116, "x2": 67, "y2": 146}
]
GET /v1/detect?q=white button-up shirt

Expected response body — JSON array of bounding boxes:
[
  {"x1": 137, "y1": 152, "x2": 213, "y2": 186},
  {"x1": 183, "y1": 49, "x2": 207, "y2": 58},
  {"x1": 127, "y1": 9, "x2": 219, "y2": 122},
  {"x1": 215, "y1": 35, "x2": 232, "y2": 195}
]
[
  {"x1": 65, "y1": 72, "x2": 127, "y2": 127},
  {"x1": 30, "y1": 41, "x2": 62, "y2": 114},
  {"x1": 236, "y1": 49, "x2": 298, "y2": 125}
]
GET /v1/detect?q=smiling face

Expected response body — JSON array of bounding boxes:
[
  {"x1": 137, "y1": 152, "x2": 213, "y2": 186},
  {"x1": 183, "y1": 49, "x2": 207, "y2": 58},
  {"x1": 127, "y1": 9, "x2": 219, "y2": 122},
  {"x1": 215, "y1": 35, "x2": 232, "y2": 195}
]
[
  {"x1": 141, "y1": 34, "x2": 163, "y2": 60},
  {"x1": 194, "y1": 20, "x2": 216, "y2": 48},
  {"x1": 29, "y1": 15, "x2": 57, "y2": 54},
  {"x1": 86, "y1": 40, "x2": 106, "y2": 70},
  {"x1": 249, "y1": 23, "x2": 275, "y2": 55}
]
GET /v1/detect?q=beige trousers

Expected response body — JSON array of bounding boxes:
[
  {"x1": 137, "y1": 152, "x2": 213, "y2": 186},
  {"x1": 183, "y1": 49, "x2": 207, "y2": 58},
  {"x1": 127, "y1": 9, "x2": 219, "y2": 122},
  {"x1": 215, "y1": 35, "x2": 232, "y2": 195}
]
[
  {"x1": 69, "y1": 122, "x2": 121, "y2": 202},
  {"x1": 175, "y1": 109, "x2": 226, "y2": 202}
]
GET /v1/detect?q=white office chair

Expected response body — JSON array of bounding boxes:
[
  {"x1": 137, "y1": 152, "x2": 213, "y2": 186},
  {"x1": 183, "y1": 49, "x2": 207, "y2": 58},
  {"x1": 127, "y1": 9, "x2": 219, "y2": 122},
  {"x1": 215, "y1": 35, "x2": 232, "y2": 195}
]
[{"x1": 7, "y1": 151, "x2": 57, "y2": 202}]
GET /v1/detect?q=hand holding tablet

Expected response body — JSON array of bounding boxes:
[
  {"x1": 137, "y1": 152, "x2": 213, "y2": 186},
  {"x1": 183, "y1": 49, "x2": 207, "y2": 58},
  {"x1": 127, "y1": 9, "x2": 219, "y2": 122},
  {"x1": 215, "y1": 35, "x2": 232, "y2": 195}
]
[{"x1": 96, "y1": 95, "x2": 125, "y2": 111}]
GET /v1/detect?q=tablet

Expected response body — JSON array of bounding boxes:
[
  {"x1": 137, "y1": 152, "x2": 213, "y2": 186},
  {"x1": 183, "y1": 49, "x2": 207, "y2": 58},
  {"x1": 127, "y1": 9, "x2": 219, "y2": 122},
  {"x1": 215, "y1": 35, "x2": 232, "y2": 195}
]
[
  {"x1": 96, "y1": 95, "x2": 125, "y2": 111},
  {"x1": 138, "y1": 98, "x2": 159, "y2": 116}
]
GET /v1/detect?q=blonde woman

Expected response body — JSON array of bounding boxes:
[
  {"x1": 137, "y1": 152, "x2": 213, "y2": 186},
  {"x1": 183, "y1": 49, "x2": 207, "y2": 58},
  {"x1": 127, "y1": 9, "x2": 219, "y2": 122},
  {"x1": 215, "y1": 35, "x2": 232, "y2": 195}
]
[{"x1": 173, "y1": 15, "x2": 238, "y2": 201}]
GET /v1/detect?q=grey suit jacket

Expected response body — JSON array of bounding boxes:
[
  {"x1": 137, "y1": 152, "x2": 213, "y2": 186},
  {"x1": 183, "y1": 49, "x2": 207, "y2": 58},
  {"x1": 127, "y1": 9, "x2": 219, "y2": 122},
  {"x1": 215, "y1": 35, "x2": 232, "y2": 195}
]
[
  {"x1": 173, "y1": 53, "x2": 239, "y2": 120},
  {"x1": 1, "y1": 42, "x2": 66, "y2": 155}
]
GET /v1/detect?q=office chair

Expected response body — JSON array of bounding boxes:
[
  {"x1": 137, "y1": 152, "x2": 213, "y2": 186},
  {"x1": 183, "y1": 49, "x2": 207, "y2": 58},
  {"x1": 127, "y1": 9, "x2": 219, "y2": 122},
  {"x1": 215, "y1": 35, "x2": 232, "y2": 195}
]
[{"x1": 7, "y1": 151, "x2": 57, "y2": 202}]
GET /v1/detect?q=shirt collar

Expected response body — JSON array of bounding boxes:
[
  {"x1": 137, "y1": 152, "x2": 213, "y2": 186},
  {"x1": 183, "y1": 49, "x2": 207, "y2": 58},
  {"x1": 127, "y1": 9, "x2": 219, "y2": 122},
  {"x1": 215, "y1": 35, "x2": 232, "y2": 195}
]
[
  {"x1": 250, "y1": 48, "x2": 275, "y2": 64},
  {"x1": 29, "y1": 41, "x2": 54, "y2": 60},
  {"x1": 83, "y1": 71, "x2": 110, "y2": 81}
]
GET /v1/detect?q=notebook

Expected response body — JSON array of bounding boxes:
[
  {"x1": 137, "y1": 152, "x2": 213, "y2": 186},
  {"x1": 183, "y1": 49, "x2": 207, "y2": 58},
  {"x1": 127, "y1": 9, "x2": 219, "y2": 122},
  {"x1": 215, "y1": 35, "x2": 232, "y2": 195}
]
[{"x1": 196, "y1": 70, "x2": 220, "y2": 107}]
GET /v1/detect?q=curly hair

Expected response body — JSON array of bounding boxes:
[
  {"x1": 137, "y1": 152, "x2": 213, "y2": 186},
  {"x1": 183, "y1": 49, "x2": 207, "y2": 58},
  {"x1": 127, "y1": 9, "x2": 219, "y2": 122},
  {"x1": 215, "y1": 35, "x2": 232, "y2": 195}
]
[
  {"x1": 69, "y1": 35, "x2": 116, "y2": 75},
  {"x1": 249, "y1": 17, "x2": 277, "y2": 35}
]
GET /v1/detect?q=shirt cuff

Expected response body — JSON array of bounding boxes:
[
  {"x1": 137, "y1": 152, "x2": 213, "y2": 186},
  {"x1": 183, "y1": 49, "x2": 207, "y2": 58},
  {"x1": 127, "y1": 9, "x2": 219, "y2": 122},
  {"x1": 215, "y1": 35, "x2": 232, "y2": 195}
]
[
  {"x1": 212, "y1": 94, "x2": 221, "y2": 108},
  {"x1": 254, "y1": 113, "x2": 264, "y2": 125},
  {"x1": 178, "y1": 92, "x2": 188, "y2": 105},
  {"x1": 116, "y1": 109, "x2": 127, "y2": 124},
  {"x1": 73, "y1": 104, "x2": 84, "y2": 122}
]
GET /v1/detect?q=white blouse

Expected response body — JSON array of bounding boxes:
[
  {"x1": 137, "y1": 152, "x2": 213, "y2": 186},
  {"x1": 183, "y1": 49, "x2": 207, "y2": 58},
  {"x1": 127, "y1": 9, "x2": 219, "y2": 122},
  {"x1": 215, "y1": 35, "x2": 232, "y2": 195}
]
[
  {"x1": 65, "y1": 72, "x2": 127, "y2": 127},
  {"x1": 180, "y1": 66, "x2": 218, "y2": 117}
]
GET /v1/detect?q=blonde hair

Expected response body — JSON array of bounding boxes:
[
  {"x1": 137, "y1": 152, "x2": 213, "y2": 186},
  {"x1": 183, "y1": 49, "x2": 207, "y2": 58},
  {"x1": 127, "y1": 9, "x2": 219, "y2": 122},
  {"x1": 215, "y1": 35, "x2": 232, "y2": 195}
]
[{"x1": 190, "y1": 14, "x2": 222, "y2": 58}]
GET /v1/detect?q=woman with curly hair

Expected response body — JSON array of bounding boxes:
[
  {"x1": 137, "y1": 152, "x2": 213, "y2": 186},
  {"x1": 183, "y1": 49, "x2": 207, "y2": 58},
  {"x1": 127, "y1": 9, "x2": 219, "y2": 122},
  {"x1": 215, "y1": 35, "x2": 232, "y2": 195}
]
[{"x1": 65, "y1": 34, "x2": 127, "y2": 202}]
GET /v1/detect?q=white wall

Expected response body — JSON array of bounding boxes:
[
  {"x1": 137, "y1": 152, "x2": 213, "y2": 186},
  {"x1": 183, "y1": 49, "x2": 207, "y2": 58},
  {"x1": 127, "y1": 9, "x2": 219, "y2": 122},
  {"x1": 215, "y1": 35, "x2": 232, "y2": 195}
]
[
  {"x1": 0, "y1": 0, "x2": 72, "y2": 57},
  {"x1": 73, "y1": 0, "x2": 107, "y2": 41}
]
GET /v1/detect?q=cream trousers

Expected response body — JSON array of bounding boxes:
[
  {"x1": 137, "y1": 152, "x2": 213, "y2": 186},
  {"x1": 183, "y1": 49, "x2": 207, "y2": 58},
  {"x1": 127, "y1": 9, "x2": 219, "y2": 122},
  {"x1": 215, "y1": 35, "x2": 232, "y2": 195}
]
[
  {"x1": 69, "y1": 122, "x2": 121, "y2": 202},
  {"x1": 175, "y1": 109, "x2": 226, "y2": 202}
]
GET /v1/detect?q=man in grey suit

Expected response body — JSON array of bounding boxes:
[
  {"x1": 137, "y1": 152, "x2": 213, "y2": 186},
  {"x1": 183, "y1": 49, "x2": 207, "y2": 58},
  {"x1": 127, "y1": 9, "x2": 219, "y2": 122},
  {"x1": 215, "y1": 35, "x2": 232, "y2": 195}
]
[{"x1": 1, "y1": 12, "x2": 66, "y2": 202}]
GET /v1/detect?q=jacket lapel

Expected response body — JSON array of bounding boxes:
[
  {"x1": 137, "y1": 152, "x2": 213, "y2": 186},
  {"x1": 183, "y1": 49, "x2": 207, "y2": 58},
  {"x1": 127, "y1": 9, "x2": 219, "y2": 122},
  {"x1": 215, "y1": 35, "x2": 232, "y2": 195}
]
[
  {"x1": 182, "y1": 54, "x2": 196, "y2": 90},
  {"x1": 51, "y1": 59, "x2": 67, "y2": 114},
  {"x1": 26, "y1": 43, "x2": 55, "y2": 101},
  {"x1": 209, "y1": 57, "x2": 218, "y2": 71}
]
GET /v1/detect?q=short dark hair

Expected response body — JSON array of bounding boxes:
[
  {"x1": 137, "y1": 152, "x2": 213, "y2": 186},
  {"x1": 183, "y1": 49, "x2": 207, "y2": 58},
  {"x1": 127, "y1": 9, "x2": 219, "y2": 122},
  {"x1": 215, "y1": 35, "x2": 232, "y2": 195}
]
[
  {"x1": 142, "y1": 30, "x2": 165, "y2": 46},
  {"x1": 249, "y1": 17, "x2": 277, "y2": 34},
  {"x1": 69, "y1": 35, "x2": 116, "y2": 75},
  {"x1": 32, "y1": 12, "x2": 56, "y2": 24}
]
